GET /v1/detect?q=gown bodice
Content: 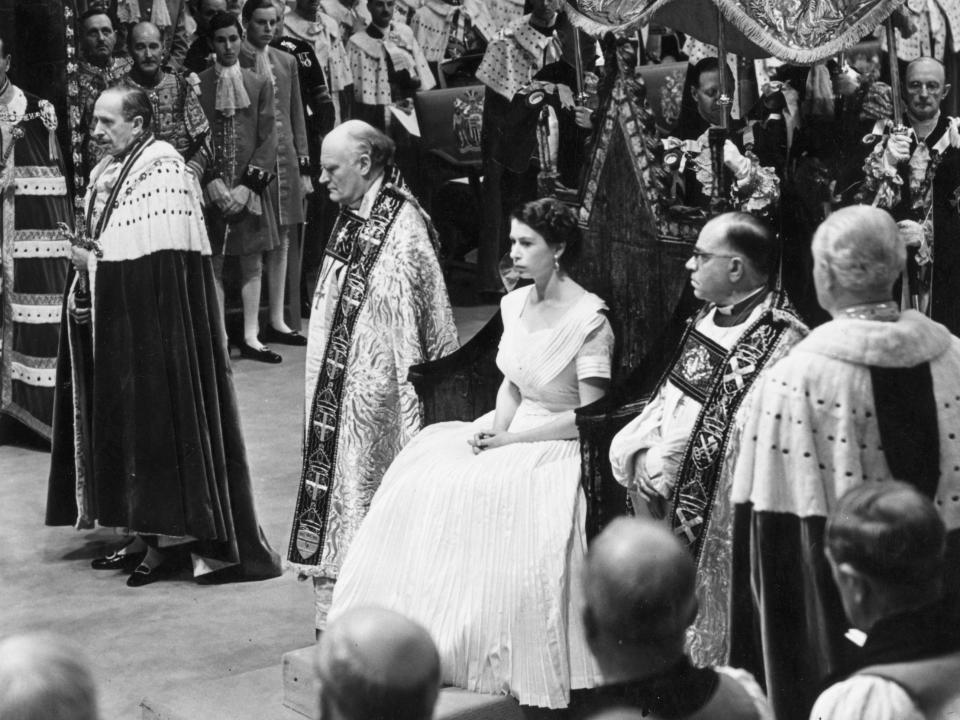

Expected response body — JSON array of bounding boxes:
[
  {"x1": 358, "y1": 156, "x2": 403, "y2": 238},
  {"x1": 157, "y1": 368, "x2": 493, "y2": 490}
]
[{"x1": 496, "y1": 285, "x2": 612, "y2": 413}]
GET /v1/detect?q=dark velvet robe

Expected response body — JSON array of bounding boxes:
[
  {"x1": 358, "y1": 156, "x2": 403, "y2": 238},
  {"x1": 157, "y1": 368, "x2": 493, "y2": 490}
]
[{"x1": 46, "y1": 136, "x2": 281, "y2": 581}]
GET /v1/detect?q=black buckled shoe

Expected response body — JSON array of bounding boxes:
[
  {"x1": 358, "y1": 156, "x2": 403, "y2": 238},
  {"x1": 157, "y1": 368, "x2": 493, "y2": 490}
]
[
  {"x1": 237, "y1": 341, "x2": 282, "y2": 363},
  {"x1": 126, "y1": 561, "x2": 179, "y2": 588},
  {"x1": 91, "y1": 549, "x2": 145, "y2": 571},
  {"x1": 262, "y1": 326, "x2": 308, "y2": 346}
]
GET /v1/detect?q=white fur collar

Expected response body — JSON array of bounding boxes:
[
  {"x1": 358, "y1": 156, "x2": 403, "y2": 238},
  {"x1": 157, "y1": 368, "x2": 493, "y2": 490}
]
[{"x1": 797, "y1": 310, "x2": 953, "y2": 367}]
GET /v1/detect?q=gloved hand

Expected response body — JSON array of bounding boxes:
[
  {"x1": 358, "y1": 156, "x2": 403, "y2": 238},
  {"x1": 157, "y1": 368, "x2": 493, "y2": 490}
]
[
  {"x1": 884, "y1": 131, "x2": 912, "y2": 166},
  {"x1": 897, "y1": 219, "x2": 925, "y2": 248},
  {"x1": 723, "y1": 140, "x2": 752, "y2": 180},
  {"x1": 300, "y1": 174, "x2": 314, "y2": 197}
]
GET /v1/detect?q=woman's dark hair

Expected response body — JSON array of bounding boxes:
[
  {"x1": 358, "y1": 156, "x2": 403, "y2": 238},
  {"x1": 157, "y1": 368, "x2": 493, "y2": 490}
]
[
  {"x1": 510, "y1": 198, "x2": 582, "y2": 269},
  {"x1": 207, "y1": 10, "x2": 243, "y2": 39}
]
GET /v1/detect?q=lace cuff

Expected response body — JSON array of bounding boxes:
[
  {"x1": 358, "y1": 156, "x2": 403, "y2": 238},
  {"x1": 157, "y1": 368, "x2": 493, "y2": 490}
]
[
  {"x1": 734, "y1": 161, "x2": 780, "y2": 215},
  {"x1": 230, "y1": 185, "x2": 262, "y2": 216},
  {"x1": 856, "y1": 141, "x2": 903, "y2": 208}
]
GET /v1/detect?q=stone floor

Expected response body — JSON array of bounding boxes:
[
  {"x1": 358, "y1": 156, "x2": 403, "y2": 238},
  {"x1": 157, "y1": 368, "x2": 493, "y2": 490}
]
[{"x1": 0, "y1": 304, "x2": 496, "y2": 720}]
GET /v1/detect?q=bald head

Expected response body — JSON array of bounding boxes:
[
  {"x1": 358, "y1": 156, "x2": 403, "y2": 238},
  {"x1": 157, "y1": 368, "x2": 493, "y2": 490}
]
[
  {"x1": 587, "y1": 709, "x2": 647, "y2": 720},
  {"x1": 129, "y1": 22, "x2": 163, "y2": 79},
  {"x1": 315, "y1": 607, "x2": 440, "y2": 720},
  {"x1": 327, "y1": 120, "x2": 395, "y2": 171},
  {"x1": 812, "y1": 205, "x2": 905, "y2": 312},
  {"x1": 0, "y1": 633, "x2": 99, "y2": 720},
  {"x1": 582, "y1": 518, "x2": 697, "y2": 649},
  {"x1": 319, "y1": 120, "x2": 395, "y2": 207},
  {"x1": 905, "y1": 56, "x2": 949, "y2": 122}
]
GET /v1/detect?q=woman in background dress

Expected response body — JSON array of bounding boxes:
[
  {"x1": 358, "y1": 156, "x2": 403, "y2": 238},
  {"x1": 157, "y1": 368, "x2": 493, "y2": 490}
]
[{"x1": 328, "y1": 197, "x2": 615, "y2": 709}]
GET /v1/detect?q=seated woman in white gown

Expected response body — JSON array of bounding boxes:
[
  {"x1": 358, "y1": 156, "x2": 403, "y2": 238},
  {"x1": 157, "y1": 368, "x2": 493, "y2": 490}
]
[{"x1": 328, "y1": 198, "x2": 615, "y2": 709}]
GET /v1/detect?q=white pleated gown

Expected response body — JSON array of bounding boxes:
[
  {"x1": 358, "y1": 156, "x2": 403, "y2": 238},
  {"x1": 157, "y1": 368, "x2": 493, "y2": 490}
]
[{"x1": 329, "y1": 286, "x2": 613, "y2": 708}]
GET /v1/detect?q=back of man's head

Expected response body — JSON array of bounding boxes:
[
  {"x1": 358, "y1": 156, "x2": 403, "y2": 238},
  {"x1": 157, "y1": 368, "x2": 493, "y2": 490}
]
[
  {"x1": 315, "y1": 607, "x2": 440, "y2": 720},
  {"x1": 812, "y1": 205, "x2": 905, "y2": 299},
  {"x1": 827, "y1": 481, "x2": 945, "y2": 597},
  {"x1": 0, "y1": 633, "x2": 99, "y2": 720},
  {"x1": 582, "y1": 518, "x2": 697, "y2": 663}
]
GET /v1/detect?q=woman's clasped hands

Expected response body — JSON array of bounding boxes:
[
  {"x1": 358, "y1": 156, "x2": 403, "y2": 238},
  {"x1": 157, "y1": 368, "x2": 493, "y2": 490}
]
[{"x1": 468, "y1": 429, "x2": 516, "y2": 454}]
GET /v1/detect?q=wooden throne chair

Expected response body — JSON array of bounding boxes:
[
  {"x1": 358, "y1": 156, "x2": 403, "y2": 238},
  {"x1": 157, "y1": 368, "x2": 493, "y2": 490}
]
[{"x1": 408, "y1": 47, "x2": 704, "y2": 539}]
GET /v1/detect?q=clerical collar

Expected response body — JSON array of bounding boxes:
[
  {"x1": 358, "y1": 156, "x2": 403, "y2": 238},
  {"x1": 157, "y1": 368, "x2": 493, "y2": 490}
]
[
  {"x1": 712, "y1": 286, "x2": 767, "y2": 328},
  {"x1": 836, "y1": 301, "x2": 900, "y2": 322}
]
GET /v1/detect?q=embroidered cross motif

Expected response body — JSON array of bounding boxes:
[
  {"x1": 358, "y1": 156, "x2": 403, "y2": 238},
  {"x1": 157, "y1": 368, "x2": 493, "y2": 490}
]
[
  {"x1": 304, "y1": 472, "x2": 329, "y2": 501},
  {"x1": 674, "y1": 507, "x2": 703, "y2": 544},
  {"x1": 723, "y1": 355, "x2": 757, "y2": 391},
  {"x1": 313, "y1": 413, "x2": 336, "y2": 441}
]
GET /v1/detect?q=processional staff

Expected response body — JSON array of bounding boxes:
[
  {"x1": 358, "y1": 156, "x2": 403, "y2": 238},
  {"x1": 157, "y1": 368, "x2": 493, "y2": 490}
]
[{"x1": 881, "y1": 16, "x2": 927, "y2": 312}]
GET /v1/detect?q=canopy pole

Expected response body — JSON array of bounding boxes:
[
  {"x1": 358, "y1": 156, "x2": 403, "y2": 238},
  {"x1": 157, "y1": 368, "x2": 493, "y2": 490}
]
[
  {"x1": 885, "y1": 17, "x2": 904, "y2": 127},
  {"x1": 717, "y1": 5, "x2": 731, "y2": 131},
  {"x1": 572, "y1": 24, "x2": 586, "y2": 104}
]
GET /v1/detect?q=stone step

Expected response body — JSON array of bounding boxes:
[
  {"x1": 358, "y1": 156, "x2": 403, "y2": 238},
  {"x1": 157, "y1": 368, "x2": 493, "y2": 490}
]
[
  {"x1": 283, "y1": 645, "x2": 525, "y2": 720},
  {"x1": 139, "y1": 647, "x2": 526, "y2": 720},
  {"x1": 140, "y1": 665, "x2": 301, "y2": 720}
]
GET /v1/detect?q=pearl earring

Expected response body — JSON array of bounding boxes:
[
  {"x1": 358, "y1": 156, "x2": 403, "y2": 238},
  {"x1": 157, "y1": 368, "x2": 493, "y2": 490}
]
[{"x1": 553, "y1": 255, "x2": 560, "y2": 272}]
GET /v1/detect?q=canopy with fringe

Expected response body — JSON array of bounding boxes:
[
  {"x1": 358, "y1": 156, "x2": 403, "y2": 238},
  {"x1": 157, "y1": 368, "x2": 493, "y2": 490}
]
[{"x1": 567, "y1": 0, "x2": 907, "y2": 63}]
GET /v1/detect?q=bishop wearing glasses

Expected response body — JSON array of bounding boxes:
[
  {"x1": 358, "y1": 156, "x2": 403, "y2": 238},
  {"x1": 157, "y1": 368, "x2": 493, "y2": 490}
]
[{"x1": 608, "y1": 211, "x2": 807, "y2": 669}]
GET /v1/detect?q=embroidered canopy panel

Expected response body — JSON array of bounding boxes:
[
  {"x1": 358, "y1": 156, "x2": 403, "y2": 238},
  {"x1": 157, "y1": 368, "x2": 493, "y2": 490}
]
[{"x1": 567, "y1": 0, "x2": 907, "y2": 62}]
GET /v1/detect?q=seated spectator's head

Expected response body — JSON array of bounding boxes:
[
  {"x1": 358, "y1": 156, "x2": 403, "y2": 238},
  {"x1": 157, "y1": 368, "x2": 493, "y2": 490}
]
[
  {"x1": 314, "y1": 607, "x2": 440, "y2": 720},
  {"x1": 826, "y1": 481, "x2": 946, "y2": 632},
  {"x1": 684, "y1": 211, "x2": 777, "y2": 305},
  {"x1": 811, "y1": 205, "x2": 905, "y2": 315},
  {"x1": 582, "y1": 517, "x2": 698, "y2": 682},
  {"x1": 79, "y1": 8, "x2": 118, "y2": 66},
  {"x1": 509, "y1": 198, "x2": 581, "y2": 277},
  {"x1": 587, "y1": 709, "x2": 647, "y2": 720},
  {"x1": 0, "y1": 633, "x2": 99, "y2": 720},
  {"x1": 319, "y1": 120, "x2": 395, "y2": 207}
]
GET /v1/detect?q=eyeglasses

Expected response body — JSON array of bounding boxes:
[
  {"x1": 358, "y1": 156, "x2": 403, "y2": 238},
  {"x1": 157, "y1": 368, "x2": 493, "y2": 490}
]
[{"x1": 689, "y1": 248, "x2": 739, "y2": 265}]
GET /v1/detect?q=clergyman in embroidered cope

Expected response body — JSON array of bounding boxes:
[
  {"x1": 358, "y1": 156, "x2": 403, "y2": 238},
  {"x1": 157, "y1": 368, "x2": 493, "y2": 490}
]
[{"x1": 288, "y1": 161, "x2": 458, "y2": 628}]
